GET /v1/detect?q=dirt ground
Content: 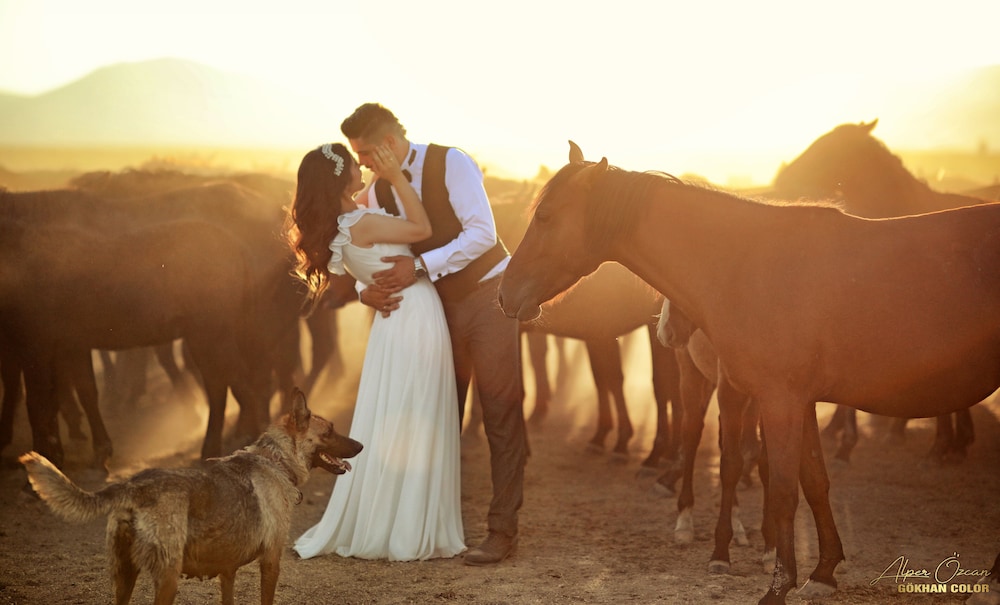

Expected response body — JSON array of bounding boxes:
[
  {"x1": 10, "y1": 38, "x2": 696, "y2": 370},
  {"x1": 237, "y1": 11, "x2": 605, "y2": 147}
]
[{"x1": 1, "y1": 304, "x2": 999, "y2": 605}]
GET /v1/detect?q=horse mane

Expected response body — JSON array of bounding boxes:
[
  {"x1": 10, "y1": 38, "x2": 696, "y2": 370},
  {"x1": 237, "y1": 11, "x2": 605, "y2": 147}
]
[{"x1": 535, "y1": 159, "x2": 850, "y2": 255}]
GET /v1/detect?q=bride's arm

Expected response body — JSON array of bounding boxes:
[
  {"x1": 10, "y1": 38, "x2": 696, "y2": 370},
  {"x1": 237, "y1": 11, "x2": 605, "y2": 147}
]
[{"x1": 351, "y1": 145, "x2": 431, "y2": 246}]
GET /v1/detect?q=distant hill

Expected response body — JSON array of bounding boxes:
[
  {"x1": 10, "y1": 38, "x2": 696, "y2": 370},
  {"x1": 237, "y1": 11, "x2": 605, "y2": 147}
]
[{"x1": 0, "y1": 58, "x2": 330, "y2": 147}]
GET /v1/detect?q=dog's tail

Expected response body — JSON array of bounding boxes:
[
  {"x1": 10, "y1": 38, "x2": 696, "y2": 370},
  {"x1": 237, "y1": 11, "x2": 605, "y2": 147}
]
[{"x1": 19, "y1": 452, "x2": 118, "y2": 522}]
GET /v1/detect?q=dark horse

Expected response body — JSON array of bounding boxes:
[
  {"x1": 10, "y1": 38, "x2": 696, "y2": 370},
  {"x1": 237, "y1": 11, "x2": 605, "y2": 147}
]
[
  {"x1": 498, "y1": 142, "x2": 1000, "y2": 604},
  {"x1": 0, "y1": 187, "x2": 276, "y2": 467},
  {"x1": 775, "y1": 119, "x2": 989, "y2": 462}
]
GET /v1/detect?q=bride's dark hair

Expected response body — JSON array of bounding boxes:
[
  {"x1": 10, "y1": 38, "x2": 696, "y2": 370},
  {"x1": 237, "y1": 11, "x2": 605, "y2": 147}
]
[{"x1": 285, "y1": 143, "x2": 355, "y2": 311}]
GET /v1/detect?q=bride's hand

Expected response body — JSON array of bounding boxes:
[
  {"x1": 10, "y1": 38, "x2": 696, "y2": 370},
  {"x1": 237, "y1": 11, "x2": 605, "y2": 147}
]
[{"x1": 371, "y1": 144, "x2": 405, "y2": 184}]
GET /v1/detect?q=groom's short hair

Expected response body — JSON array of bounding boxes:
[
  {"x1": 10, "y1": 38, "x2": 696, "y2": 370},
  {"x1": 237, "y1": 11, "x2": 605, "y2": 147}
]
[{"x1": 341, "y1": 103, "x2": 407, "y2": 142}]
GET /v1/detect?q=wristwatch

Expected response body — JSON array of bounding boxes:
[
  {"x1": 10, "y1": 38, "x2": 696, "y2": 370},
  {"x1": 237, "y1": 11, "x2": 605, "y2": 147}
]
[{"x1": 413, "y1": 257, "x2": 428, "y2": 279}]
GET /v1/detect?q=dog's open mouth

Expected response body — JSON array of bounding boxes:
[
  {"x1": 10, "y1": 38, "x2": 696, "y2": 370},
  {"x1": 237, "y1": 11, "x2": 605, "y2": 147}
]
[{"x1": 315, "y1": 452, "x2": 353, "y2": 475}]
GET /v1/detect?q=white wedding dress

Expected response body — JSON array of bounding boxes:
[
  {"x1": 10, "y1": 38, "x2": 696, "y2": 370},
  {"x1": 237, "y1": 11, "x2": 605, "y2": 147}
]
[{"x1": 294, "y1": 208, "x2": 465, "y2": 561}]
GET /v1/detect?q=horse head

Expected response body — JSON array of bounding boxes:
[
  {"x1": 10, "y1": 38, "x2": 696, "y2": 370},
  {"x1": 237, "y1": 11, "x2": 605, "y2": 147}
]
[
  {"x1": 498, "y1": 142, "x2": 610, "y2": 321},
  {"x1": 655, "y1": 298, "x2": 695, "y2": 349},
  {"x1": 773, "y1": 119, "x2": 885, "y2": 202}
]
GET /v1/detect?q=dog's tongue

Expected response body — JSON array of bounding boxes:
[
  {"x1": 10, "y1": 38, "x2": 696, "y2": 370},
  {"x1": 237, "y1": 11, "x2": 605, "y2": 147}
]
[{"x1": 343, "y1": 460, "x2": 352, "y2": 472}]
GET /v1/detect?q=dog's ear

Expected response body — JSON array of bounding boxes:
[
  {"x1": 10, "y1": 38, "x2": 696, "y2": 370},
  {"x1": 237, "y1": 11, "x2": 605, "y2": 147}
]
[{"x1": 291, "y1": 388, "x2": 311, "y2": 431}]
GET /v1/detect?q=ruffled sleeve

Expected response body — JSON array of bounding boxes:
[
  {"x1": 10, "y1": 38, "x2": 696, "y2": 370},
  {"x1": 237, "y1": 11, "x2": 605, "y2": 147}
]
[{"x1": 327, "y1": 208, "x2": 388, "y2": 275}]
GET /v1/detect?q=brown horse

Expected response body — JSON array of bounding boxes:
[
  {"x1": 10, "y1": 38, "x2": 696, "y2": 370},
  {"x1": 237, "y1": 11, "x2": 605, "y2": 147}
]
[
  {"x1": 775, "y1": 119, "x2": 989, "y2": 462},
  {"x1": 523, "y1": 262, "x2": 681, "y2": 466},
  {"x1": 498, "y1": 142, "x2": 1000, "y2": 604}
]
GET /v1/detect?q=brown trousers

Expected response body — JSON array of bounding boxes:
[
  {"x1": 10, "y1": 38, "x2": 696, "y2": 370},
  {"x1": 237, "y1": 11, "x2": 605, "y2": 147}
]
[{"x1": 441, "y1": 273, "x2": 527, "y2": 539}]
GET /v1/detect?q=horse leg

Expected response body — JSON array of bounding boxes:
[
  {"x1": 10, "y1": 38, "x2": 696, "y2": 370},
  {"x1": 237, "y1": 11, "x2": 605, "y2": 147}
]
[
  {"x1": 118, "y1": 348, "x2": 149, "y2": 407},
  {"x1": 709, "y1": 378, "x2": 749, "y2": 573},
  {"x1": 739, "y1": 398, "x2": 761, "y2": 487},
  {"x1": 832, "y1": 407, "x2": 858, "y2": 464},
  {"x1": 153, "y1": 341, "x2": 185, "y2": 389},
  {"x1": 821, "y1": 405, "x2": 845, "y2": 440},
  {"x1": 656, "y1": 347, "x2": 708, "y2": 494},
  {"x1": 23, "y1": 360, "x2": 65, "y2": 468},
  {"x1": 584, "y1": 339, "x2": 625, "y2": 456},
  {"x1": 888, "y1": 417, "x2": 908, "y2": 444},
  {"x1": 602, "y1": 340, "x2": 632, "y2": 460},
  {"x1": 273, "y1": 337, "x2": 299, "y2": 417},
  {"x1": 185, "y1": 338, "x2": 238, "y2": 459},
  {"x1": 525, "y1": 331, "x2": 551, "y2": 425},
  {"x1": 756, "y1": 395, "x2": 806, "y2": 605},
  {"x1": 640, "y1": 326, "x2": 681, "y2": 473},
  {"x1": 63, "y1": 351, "x2": 113, "y2": 469},
  {"x1": 795, "y1": 402, "x2": 844, "y2": 600},
  {"x1": 929, "y1": 414, "x2": 956, "y2": 462},
  {"x1": 757, "y1": 431, "x2": 776, "y2": 573},
  {"x1": 665, "y1": 348, "x2": 712, "y2": 543},
  {"x1": 304, "y1": 307, "x2": 337, "y2": 396},
  {"x1": 952, "y1": 408, "x2": 975, "y2": 459},
  {"x1": 98, "y1": 350, "x2": 118, "y2": 408},
  {"x1": 0, "y1": 355, "x2": 23, "y2": 452},
  {"x1": 55, "y1": 374, "x2": 86, "y2": 442}
]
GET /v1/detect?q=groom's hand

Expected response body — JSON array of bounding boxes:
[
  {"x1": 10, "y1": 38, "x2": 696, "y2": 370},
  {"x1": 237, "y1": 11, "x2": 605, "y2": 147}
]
[
  {"x1": 373, "y1": 255, "x2": 418, "y2": 291},
  {"x1": 360, "y1": 284, "x2": 402, "y2": 318}
]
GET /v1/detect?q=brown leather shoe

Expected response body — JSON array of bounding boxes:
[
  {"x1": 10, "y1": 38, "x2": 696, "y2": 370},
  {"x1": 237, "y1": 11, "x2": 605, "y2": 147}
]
[{"x1": 463, "y1": 531, "x2": 518, "y2": 566}]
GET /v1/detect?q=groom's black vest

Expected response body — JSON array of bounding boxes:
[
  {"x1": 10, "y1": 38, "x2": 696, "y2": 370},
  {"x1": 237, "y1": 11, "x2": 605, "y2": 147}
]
[{"x1": 374, "y1": 144, "x2": 509, "y2": 302}]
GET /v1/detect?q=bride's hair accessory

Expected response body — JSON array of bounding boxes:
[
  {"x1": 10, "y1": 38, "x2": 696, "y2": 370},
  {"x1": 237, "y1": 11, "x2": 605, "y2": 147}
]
[{"x1": 320, "y1": 144, "x2": 345, "y2": 176}]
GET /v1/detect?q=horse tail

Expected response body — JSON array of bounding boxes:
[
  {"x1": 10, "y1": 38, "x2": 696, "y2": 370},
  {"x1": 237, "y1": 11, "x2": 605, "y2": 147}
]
[{"x1": 19, "y1": 452, "x2": 119, "y2": 522}]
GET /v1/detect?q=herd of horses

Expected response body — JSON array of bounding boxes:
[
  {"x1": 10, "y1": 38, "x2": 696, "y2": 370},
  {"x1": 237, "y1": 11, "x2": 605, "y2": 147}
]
[{"x1": 2, "y1": 121, "x2": 999, "y2": 603}]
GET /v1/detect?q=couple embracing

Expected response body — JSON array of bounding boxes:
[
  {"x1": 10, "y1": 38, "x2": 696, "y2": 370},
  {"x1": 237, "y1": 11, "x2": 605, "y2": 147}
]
[{"x1": 286, "y1": 103, "x2": 528, "y2": 565}]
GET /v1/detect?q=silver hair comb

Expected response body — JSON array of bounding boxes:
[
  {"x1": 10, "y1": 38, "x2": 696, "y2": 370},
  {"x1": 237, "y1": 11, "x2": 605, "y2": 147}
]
[{"x1": 320, "y1": 144, "x2": 345, "y2": 176}]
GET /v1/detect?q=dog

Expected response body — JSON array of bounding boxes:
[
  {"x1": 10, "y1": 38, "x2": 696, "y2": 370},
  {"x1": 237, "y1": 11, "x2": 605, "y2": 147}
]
[{"x1": 19, "y1": 387, "x2": 362, "y2": 605}]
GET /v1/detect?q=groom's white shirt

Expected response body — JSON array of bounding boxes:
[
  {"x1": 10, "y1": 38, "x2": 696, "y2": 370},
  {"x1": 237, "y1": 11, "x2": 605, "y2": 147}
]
[{"x1": 359, "y1": 142, "x2": 508, "y2": 284}]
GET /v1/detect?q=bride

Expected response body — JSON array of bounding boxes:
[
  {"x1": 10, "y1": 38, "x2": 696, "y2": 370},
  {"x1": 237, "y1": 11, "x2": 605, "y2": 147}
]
[{"x1": 285, "y1": 142, "x2": 465, "y2": 561}]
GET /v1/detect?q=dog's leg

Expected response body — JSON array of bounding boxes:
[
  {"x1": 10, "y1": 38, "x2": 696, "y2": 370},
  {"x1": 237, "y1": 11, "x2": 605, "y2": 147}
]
[
  {"x1": 219, "y1": 569, "x2": 237, "y2": 605},
  {"x1": 259, "y1": 550, "x2": 282, "y2": 605},
  {"x1": 110, "y1": 521, "x2": 139, "y2": 605},
  {"x1": 152, "y1": 564, "x2": 181, "y2": 605}
]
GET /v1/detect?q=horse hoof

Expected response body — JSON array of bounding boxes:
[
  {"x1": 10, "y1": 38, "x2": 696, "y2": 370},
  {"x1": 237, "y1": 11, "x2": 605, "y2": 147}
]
[
  {"x1": 797, "y1": 579, "x2": 836, "y2": 599},
  {"x1": 674, "y1": 528, "x2": 694, "y2": 544},
  {"x1": 708, "y1": 560, "x2": 730, "y2": 574}
]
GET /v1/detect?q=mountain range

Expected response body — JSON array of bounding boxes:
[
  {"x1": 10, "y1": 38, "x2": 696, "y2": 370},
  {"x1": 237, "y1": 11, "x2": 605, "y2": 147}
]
[
  {"x1": 1, "y1": 58, "x2": 998, "y2": 161},
  {"x1": 0, "y1": 59, "x2": 330, "y2": 148}
]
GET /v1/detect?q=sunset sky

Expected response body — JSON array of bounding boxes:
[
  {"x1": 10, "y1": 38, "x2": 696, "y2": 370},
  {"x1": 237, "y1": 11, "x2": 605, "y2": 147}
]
[{"x1": 1, "y1": 0, "x2": 999, "y2": 183}]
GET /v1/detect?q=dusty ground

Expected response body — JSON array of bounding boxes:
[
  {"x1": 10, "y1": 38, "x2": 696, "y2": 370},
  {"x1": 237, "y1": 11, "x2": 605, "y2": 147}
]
[{"x1": 1, "y1": 305, "x2": 999, "y2": 605}]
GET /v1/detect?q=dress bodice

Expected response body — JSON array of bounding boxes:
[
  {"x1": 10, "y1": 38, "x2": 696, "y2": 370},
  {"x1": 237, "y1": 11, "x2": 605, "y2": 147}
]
[{"x1": 329, "y1": 208, "x2": 413, "y2": 286}]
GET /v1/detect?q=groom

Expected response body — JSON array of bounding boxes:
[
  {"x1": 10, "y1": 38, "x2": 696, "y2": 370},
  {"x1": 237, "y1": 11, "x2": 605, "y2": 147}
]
[{"x1": 341, "y1": 103, "x2": 528, "y2": 565}]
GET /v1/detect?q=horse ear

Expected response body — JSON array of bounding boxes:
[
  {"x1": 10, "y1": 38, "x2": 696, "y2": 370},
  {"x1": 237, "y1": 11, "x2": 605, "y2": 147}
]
[
  {"x1": 568, "y1": 140, "x2": 584, "y2": 163},
  {"x1": 578, "y1": 157, "x2": 609, "y2": 188},
  {"x1": 861, "y1": 119, "x2": 878, "y2": 133},
  {"x1": 290, "y1": 387, "x2": 311, "y2": 430}
]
